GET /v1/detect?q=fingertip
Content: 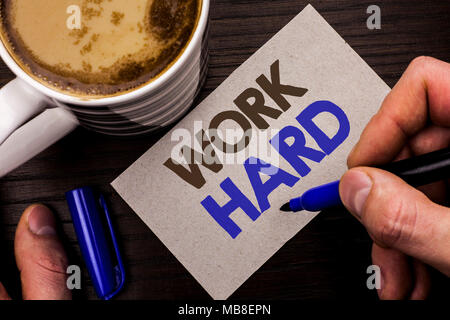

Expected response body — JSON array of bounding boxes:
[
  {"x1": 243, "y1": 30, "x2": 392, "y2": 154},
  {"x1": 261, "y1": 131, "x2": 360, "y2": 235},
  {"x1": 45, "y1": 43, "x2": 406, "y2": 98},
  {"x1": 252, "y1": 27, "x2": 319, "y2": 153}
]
[
  {"x1": 372, "y1": 244, "x2": 413, "y2": 300},
  {"x1": 27, "y1": 204, "x2": 57, "y2": 236},
  {"x1": 346, "y1": 143, "x2": 359, "y2": 168},
  {"x1": 15, "y1": 204, "x2": 58, "y2": 251},
  {"x1": 0, "y1": 282, "x2": 11, "y2": 300},
  {"x1": 339, "y1": 168, "x2": 373, "y2": 219},
  {"x1": 409, "y1": 260, "x2": 431, "y2": 300}
]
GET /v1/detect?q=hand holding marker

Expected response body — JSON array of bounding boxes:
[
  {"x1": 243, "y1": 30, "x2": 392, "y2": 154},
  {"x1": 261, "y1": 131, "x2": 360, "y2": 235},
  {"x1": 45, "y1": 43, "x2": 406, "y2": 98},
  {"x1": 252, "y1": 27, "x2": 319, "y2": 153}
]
[
  {"x1": 285, "y1": 57, "x2": 450, "y2": 300},
  {"x1": 281, "y1": 147, "x2": 450, "y2": 212}
]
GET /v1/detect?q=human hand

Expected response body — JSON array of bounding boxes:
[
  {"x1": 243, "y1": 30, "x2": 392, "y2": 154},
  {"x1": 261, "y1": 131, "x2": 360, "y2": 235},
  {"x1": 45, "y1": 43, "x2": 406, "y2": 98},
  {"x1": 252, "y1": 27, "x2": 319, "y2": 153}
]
[
  {"x1": 0, "y1": 204, "x2": 71, "y2": 300},
  {"x1": 339, "y1": 56, "x2": 450, "y2": 300}
]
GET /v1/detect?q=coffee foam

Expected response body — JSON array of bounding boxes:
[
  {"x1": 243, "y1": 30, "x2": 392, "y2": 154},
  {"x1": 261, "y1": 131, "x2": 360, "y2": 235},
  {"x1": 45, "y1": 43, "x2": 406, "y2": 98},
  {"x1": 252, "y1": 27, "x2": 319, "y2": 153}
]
[{"x1": 0, "y1": 0, "x2": 201, "y2": 98}]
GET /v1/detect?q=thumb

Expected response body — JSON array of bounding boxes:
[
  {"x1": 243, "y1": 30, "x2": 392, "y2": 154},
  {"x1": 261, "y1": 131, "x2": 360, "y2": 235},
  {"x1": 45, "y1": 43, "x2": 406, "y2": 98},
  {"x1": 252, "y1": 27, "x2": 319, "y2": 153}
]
[
  {"x1": 14, "y1": 204, "x2": 71, "y2": 300},
  {"x1": 340, "y1": 168, "x2": 450, "y2": 276}
]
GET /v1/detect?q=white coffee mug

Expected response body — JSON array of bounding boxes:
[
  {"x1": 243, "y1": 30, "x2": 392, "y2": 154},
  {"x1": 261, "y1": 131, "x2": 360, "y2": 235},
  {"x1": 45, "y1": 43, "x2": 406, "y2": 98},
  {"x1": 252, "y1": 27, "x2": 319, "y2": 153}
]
[{"x1": 0, "y1": 0, "x2": 210, "y2": 178}]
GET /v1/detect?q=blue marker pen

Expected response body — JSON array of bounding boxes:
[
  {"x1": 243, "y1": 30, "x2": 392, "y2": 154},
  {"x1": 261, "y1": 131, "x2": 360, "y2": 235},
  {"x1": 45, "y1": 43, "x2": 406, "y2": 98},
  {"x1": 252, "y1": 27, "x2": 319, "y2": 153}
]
[{"x1": 280, "y1": 147, "x2": 450, "y2": 212}]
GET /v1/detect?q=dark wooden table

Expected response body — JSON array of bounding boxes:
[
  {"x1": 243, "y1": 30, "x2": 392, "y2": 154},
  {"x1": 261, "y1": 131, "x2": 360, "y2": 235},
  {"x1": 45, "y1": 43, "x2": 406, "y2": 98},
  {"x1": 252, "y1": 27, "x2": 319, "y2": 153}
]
[{"x1": 1, "y1": 0, "x2": 449, "y2": 300}]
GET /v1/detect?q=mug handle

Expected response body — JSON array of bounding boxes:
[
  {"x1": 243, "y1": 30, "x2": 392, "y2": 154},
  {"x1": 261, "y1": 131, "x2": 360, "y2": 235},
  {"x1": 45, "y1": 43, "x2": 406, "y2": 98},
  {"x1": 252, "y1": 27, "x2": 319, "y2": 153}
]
[{"x1": 0, "y1": 78, "x2": 79, "y2": 178}]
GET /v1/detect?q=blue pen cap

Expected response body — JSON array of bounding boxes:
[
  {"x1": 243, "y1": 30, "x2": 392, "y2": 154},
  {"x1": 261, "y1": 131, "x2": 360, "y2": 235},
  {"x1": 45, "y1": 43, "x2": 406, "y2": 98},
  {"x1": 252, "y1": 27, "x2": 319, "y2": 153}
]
[{"x1": 65, "y1": 187, "x2": 125, "y2": 300}]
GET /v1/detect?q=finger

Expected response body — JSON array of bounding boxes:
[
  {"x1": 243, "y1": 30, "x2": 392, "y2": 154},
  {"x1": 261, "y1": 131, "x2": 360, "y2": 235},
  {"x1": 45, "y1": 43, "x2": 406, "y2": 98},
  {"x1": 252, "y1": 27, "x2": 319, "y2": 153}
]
[
  {"x1": 15, "y1": 204, "x2": 71, "y2": 300},
  {"x1": 409, "y1": 125, "x2": 450, "y2": 203},
  {"x1": 362, "y1": 129, "x2": 448, "y2": 203},
  {"x1": 393, "y1": 144, "x2": 413, "y2": 162},
  {"x1": 0, "y1": 282, "x2": 11, "y2": 300},
  {"x1": 349, "y1": 56, "x2": 450, "y2": 168},
  {"x1": 409, "y1": 259, "x2": 431, "y2": 300},
  {"x1": 390, "y1": 144, "x2": 446, "y2": 203},
  {"x1": 340, "y1": 168, "x2": 450, "y2": 276},
  {"x1": 371, "y1": 243, "x2": 413, "y2": 300},
  {"x1": 409, "y1": 125, "x2": 450, "y2": 156}
]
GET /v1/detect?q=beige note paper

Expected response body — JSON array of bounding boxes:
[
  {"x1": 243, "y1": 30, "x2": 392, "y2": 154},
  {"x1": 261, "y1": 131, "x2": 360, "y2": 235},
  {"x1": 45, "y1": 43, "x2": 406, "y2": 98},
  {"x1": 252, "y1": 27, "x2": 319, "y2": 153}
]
[{"x1": 112, "y1": 4, "x2": 390, "y2": 300}]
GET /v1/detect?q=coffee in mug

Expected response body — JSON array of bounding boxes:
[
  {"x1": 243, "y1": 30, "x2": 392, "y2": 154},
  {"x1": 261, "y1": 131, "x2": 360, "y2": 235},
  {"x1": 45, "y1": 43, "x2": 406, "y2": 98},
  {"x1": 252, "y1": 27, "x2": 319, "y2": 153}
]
[{"x1": 0, "y1": 0, "x2": 201, "y2": 98}]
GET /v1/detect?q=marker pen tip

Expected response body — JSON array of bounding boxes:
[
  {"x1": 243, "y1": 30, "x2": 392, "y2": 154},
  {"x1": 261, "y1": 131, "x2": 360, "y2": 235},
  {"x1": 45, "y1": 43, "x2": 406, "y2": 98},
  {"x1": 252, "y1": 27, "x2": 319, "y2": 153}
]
[{"x1": 280, "y1": 203, "x2": 292, "y2": 212}]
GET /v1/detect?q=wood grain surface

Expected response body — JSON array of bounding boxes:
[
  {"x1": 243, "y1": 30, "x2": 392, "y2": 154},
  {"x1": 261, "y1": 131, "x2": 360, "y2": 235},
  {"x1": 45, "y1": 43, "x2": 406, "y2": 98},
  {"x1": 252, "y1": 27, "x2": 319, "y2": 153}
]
[{"x1": 0, "y1": 0, "x2": 449, "y2": 300}]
